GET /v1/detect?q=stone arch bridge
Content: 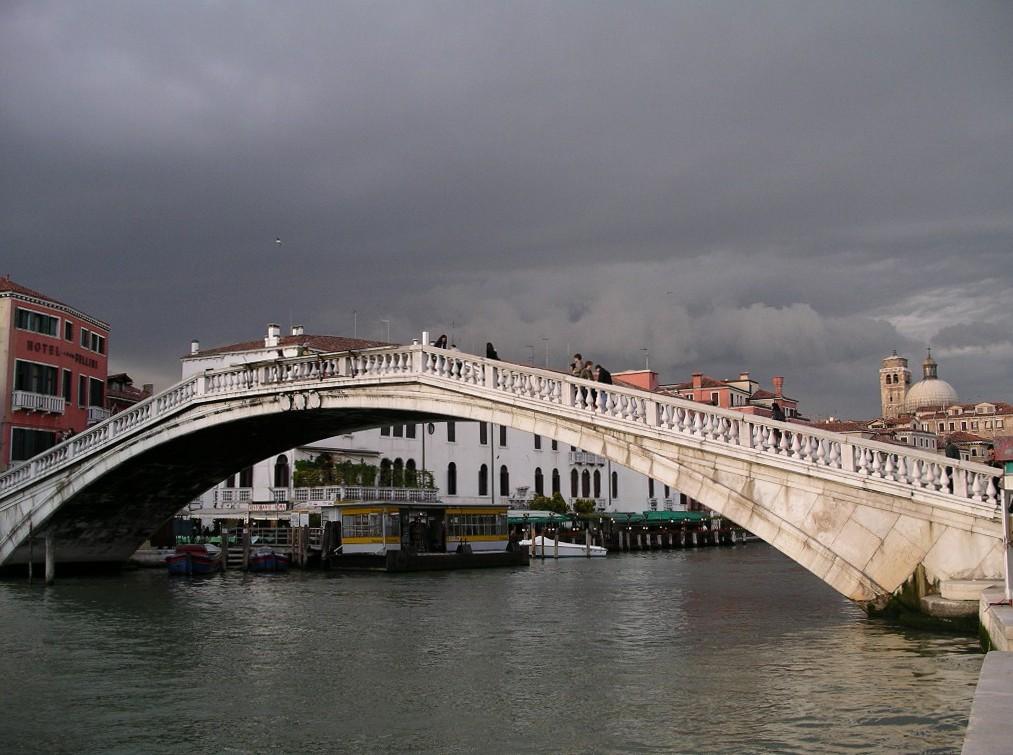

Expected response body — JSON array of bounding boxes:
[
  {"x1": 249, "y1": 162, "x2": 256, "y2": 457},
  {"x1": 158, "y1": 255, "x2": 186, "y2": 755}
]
[{"x1": 0, "y1": 344, "x2": 1004, "y2": 608}]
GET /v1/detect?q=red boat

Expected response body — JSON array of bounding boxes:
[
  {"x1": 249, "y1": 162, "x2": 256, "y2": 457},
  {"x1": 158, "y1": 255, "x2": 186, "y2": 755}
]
[{"x1": 166, "y1": 544, "x2": 222, "y2": 575}]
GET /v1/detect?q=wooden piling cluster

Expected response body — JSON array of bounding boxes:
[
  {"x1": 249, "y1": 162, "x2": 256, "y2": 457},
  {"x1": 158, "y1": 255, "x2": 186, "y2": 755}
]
[{"x1": 548, "y1": 523, "x2": 749, "y2": 552}]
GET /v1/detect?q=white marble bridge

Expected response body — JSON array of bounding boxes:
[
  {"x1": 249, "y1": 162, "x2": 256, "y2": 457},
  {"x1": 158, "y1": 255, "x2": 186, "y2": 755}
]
[{"x1": 0, "y1": 344, "x2": 1004, "y2": 608}]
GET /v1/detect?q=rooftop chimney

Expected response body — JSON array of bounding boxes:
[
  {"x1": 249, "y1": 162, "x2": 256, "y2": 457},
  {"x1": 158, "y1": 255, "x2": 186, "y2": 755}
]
[
  {"x1": 142, "y1": 383, "x2": 154, "y2": 396},
  {"x1": 773, "y1": 376, "x2": 784, "y2": 398},
  {"x1": 190, "y1": 339, "x2": 200, "y2": 355},
  {"x1": 291, "y1": 324, "x2": 304, "y2": 336},
  {"x1": 692, "y1": 372, "x2": 703, "y2": 390},
  {"x1": 739, "y1": 371, "x2": 749, "y2": 381},
  {"x1": 265, "y1": 323, "x2": 281, "y2": 348}
]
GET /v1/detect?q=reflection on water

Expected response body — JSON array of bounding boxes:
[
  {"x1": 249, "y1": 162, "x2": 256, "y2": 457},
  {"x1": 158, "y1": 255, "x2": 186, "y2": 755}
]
[{"x1": 0, "y1": 545, "x2": 980, "y2": 754}]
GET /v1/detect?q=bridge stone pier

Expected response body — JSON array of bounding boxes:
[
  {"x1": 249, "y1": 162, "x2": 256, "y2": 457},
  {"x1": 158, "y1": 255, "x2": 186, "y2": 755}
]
[{"x1": 0, "y1": 344, "x2": 1004, "y2": 610}]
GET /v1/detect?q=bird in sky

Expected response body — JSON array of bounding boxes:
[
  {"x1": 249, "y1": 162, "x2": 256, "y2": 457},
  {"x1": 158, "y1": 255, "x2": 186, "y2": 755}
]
[{"x1": 275, "y1": 237, "x2": 283, "y2": 245}]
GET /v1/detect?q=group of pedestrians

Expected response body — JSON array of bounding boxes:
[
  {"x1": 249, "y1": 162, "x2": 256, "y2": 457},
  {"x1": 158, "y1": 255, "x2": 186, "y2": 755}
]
[{"x1": 570, "y1": 353, "x2": 612, "y2": 385}]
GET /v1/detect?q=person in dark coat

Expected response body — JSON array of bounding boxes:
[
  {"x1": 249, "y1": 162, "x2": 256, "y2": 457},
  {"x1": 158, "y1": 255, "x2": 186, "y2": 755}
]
[
  {"x1": 770, "y1": 402, "x2": 786, "y2": 422},
  {"x1": 594, "y1": 364, "x2": 613, "y2": 384},
  {"x1": 434, "y1": 334, "x2": 448, "y2": 348},
  {"x1": 486, "y1": 342, "x2": 499, "y2": 360}
]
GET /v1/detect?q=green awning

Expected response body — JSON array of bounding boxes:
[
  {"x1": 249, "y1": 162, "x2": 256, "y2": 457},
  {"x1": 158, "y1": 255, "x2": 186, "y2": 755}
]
[{"x1": 641, "y1": 510, "x2": 707, "y2": 523}]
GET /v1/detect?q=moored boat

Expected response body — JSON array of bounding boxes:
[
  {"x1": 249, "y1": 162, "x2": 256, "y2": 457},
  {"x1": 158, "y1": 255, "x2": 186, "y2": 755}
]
[
  {"x1": 247, "y1": 546, "x2": 290, "y2": 572},
  {"x1": 166, "y1": 543, "x2": 222, "y2": 575},
  {"x1": 519, "y1": 535, "x2": 607, "y2": 558}
]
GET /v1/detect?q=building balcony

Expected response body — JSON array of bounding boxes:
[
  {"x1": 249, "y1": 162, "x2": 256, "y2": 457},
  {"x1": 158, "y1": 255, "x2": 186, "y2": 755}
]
[
  {"x1": 569, "y1": 451, "x2": 606, "y2": 465},
  {"x1": 292, "y1": 485, "x2": 439, "y2": 507},
  {"x1": 87, "y1": 406, "x2": 111, "y2": 424},
  {"x1": 11, "y1": 390, "x2": 65, "y2": 414}
]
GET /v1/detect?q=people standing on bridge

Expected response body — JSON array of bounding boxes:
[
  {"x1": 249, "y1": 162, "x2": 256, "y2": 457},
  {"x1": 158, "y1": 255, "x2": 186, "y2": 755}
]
[
  {"x1": 769, "y1": 402, "x2": 786, "y2": 447},
  {"x1": 486, "y1": 342, "x2": 499, "y2": 360},
  {"x1": 944, "y1": 438, "x2": 961, "y2": 492},
  {"x1": 434, "y1": 334, "x2": 448, "y2": 348},
  {"x1": 580, "y1": 360, "x2": 595, "y2": 405},
  {"x1": 944, "y1": 439, "x2": 961, "y2": 460},
  {"x1": 571, "y1": 353, "x2": 583, "y2": 377},
  {"x1": 594, "y1": 364, "x2": 613, "y2": 411}
]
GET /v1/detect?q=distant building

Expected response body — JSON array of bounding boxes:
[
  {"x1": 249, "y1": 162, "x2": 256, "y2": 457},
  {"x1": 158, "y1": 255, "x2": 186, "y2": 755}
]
[
  {"x1": 106, "y1": 373, "x2": 154, "y2": 414},
  {"x1": 820, "y1": 349, "x2": 1011, "y2": 462},
  {"x1": 659, "y1": 371, "x2": 803, "y2": 419},
  {"x1": 880, "y1": 349, "x2": 958, "y2": 418},
  {"x1": 0, "y1": 276, "x2": 110, "y2": 469}
]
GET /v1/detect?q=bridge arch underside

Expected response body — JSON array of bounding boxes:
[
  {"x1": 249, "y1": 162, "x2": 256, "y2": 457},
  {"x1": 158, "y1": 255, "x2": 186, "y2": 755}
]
[{"x1": 3, "y1": 383, "x2": 1003, "y2": 609}]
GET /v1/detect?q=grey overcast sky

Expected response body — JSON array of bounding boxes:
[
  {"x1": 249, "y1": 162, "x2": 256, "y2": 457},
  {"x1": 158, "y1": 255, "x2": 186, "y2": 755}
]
[{"x1": 2, "y1": 1, "x2": 1011, "y2": 418}]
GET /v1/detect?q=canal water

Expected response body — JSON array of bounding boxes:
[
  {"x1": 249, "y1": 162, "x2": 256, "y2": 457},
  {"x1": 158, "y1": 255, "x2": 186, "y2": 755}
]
[{"x1": 0, "y1": 544, "x2": 981, "y2": 754}]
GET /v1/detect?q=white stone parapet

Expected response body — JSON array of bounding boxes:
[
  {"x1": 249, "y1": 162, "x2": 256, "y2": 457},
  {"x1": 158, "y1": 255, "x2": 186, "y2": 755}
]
[{"x1": 0, "y1": 343, "x2": 1002, "y2": 514}]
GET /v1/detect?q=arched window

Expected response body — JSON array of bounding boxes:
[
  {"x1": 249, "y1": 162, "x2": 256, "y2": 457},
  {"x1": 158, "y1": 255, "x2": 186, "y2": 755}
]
[
  {"x1": 239, "y1": 466, "x2": 253, "y2": 488},
  {"x1": 447, "y1": 462, "x2": 457, "y2": 495},
  {"x1": 648, "y1": 478, "x2": 655, "y2": 498},
  {"x1": 593, "y1": 470, "x2": 601, "y2": 498},
  {"x1": 611, "y1": 471, "x2": 618, "y2": 498},
  {"x1": 570, "y1": 469, "x2": 578, "y2": 497},
  {"x1": 552, "y1": 468, "x2": 560, "y2": 495},
  {"x1": 380, "y1": 458, "x2": 392, "y2": 486},
  {"x1": 393, "y1": 458, "x2": 404, "y2": 487},
  {"x1": 478, "y1": 464, "x2": 488, "y2": 496},
  {"x1": 534, "y1": 467, "x2": 544, "y2": 496},
  {"x1": 405, "y1": 459, "x2": 417, "y2": 487},
  {"x1": 273, "y1": 455, "x2": 289, "y2": 488},
  {"x1": 500, "y1": 465, "x2": 509, "y2": 497},
  {"x1": 581, "y1": 469, "x2": 591, "y2": 498}
]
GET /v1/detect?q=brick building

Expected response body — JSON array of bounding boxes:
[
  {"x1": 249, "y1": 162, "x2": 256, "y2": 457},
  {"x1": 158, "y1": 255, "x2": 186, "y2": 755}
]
[{"x1": 0, "y1": 276, "x2": 109, "y2": 469}]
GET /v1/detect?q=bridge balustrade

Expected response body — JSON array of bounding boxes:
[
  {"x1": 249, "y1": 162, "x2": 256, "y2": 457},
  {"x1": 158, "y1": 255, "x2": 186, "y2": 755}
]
[{"x1": 0, "y1": 343, "x2": 1002, "y2": 520}]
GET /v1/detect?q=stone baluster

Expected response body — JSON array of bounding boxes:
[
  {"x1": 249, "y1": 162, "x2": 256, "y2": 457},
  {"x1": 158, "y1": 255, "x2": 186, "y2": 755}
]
[
  {"x1": 985, "y1": 476, "x2": 998, "y2": 507},
  {"x1": 936, "y1": 464, "x2": 949, "y2": 494},
  {"x1": 883, "y1": 453, "x2": 895, "y2": 480},
  {"x1": 971, "y1": 472, "x2": 983, "y2": 501},
  {"x1": 870, "y1": 450, "x2": 882, "y2": 477}
]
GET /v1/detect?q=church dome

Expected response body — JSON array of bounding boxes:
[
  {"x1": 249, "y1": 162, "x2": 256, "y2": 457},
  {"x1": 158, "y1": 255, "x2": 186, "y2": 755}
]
[
  {"x1": 904, "y1": 348, "x2": 957, "y2": 411},
  {"x1": 904, "y1": 377, "x2": 958, "y2": 411}
]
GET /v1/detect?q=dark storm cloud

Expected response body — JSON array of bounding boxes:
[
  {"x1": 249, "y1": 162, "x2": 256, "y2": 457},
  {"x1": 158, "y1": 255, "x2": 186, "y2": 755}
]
[{"x1": 2, "y1": 1, "x2": 1011, "y2": 417}]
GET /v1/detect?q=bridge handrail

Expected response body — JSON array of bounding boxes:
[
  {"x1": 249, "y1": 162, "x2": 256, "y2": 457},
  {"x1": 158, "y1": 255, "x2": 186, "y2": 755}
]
[
  {"x1": 416, "y1": 346, "x2": 1003, "y2": 513},
  {"x1": 0, "y1": 343, "x2": 1002, "y2": 516}
]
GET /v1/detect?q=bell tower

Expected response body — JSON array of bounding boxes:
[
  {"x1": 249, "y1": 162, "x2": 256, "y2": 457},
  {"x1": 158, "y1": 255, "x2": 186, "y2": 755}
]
[{"x1": 879, "y1": 351, "x2": 910, "y2": 418}]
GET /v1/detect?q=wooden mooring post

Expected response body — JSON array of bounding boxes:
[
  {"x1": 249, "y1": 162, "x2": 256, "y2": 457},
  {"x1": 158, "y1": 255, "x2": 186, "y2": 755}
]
[
  {"x1": 27, "y1": 522, "x2": 33, "y2": 584},
  {"x1": 44, "y1": 532, "x2": 55, "y2": 586}
]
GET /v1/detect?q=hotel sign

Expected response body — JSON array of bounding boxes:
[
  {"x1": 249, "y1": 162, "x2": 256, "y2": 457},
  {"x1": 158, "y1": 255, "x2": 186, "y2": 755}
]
[{"x1": 25, "y1": 339, "x2": 100, "y2": 369}]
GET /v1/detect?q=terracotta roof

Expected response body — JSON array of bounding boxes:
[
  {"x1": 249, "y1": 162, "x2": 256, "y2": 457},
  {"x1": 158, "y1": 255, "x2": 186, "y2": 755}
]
[
  {"x1": 812, "y1": 420, "x2": 868, "y2": 433},
  {"x1": 189, "y1": 334, "x2": 390, "y2": 358},
  {"x1": 667, "y1": 375, "x2": 726, "y2": 390},
  {"x1": 750, "y1": 388, "x2": 776, "y2": 400},
  {"x1": 946, "y1": 431, "x2": 990, "y2": 443},
  {"x1": 0, "y1": 275, "x2": 67, "y2": 307}
]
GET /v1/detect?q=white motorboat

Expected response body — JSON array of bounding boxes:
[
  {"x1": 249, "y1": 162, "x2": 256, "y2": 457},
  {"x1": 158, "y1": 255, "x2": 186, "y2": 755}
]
[{"x1": 519, "y1": 535, "x2": 607, "y2": 558}]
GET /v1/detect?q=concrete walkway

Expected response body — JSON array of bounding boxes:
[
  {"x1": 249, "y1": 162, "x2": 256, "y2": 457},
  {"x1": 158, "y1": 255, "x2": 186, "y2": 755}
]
[{"x1": 962, "y1": 651, "x2": 1013, "y2": 754}]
